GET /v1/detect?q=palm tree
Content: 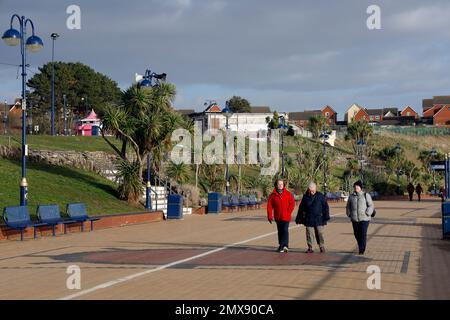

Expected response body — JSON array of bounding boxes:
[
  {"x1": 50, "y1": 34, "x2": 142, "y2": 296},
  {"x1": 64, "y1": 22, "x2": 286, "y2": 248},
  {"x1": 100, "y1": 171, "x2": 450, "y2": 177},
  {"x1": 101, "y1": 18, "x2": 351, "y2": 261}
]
[
  {"x1": 308, "y1": 115, "x2": 328, "y2": 139},
  {"x1": 101, "y1": 82, "x2": 189, "y2": 202},
  {"x1": 167, "y1": 162, "x2": 191, "y2": 185}
]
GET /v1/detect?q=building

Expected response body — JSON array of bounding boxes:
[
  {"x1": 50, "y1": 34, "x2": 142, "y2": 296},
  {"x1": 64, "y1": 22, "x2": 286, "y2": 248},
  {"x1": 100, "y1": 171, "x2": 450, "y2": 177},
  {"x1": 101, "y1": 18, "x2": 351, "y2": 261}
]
[
  {"x1": 77, "y1": 109, "x2": 101, "y2": 136},
  {"x1": 351, "y1": 106, "x2": 417, "y2": 126},
  {"x1": 288, "y1": 105, "x2": 337, "y2": 128},
  {"x1": 188, "y1": 103, "x2": 280, "y2": 134},
  {"x1": 344, "y1": 103, "x2": 362, "y2": 124},
  {"x1": 422, "y1": 96, "x2": 450, "y2": 126},
  {"x1": 400, "y1": 106, "x2": 419, "y2": 119}
]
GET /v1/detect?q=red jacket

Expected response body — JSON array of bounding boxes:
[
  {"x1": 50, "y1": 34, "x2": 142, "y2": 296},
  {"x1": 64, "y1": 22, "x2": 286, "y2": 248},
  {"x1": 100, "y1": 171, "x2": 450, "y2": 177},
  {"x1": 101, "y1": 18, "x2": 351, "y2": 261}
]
[{"x1": 267, "y1": 188, "x2": 295, "y2": 222}]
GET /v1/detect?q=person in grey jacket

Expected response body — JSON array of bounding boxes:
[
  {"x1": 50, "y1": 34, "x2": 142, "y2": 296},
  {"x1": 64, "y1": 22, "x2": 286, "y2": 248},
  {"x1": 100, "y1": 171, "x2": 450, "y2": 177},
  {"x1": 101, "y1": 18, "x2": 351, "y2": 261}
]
[{"x1": 346, "y1": 181, "x2": 375, "y2": 255}]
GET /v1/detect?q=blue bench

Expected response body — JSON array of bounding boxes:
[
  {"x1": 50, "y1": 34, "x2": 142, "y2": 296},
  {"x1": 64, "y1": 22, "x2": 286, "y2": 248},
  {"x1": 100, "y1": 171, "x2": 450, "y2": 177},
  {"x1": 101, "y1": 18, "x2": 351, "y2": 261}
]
[
  {"x1": 230, "y1": 195, "x2": 240, "y2": 211},
  {"x1": 249, "y1": 194, "x2": 261, "y2": 209},
  {"x1": 2, "y1": 206, "x2": 48, "y2": 241},
  {"x1": 239, "y1": 195, "x2": 249, "y2": 210},
  {"x1": 66, "y1": 203, "x2": 100, "y2": 232},
  {"x1": 36, "y1": 205, "x2": 78, "y2": 236}
]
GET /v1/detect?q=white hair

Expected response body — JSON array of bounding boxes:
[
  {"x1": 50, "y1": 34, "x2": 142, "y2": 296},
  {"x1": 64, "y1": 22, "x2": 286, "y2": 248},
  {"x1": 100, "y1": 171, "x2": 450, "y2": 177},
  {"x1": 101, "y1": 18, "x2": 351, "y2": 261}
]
[{"x1": 308, "y1": 182, "x2": 317, "y2": 189}]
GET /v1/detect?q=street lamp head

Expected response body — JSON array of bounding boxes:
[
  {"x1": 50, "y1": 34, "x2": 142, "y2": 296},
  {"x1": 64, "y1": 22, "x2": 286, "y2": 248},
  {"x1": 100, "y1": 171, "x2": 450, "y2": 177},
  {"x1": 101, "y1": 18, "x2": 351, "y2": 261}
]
[
  {"x1": 26, "y1": 35, "x2": 44, "y2": 52},
  {"x1": 50, "y1": 33, "x2": 59, "y2": 39},
  {"x1": 2, "y1": 28, "x2": 21, "y2": 46},
  {"x1": 139, "y1": 78, "x2": 153, "y2": 87}
]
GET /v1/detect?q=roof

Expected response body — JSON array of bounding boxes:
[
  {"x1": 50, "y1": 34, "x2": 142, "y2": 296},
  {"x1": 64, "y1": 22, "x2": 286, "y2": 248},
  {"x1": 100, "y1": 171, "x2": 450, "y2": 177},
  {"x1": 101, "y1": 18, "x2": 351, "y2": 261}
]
[
  {"x1": 288, "y1": 110, "x2": 322, "y2": 121},
  {"x1": 423, "y1": 99, "x2": 433, "y2": 111},
  {"x1": 81, "y1": 110, "x2": 100, "y2": 122},
  {"x1": 365, "y1": 108, "x2": 384, "y2": 116},
  {"x1": 401, "y1": 106, "x2": 417, "y2": 114},
  {"x1": 250, "y1": 106, "x2": 271, "y2": 113},
  {"x1": 204, "y1": 104, "x2": 221, "y2": 113},
  {"x1": 175, "y1": 109, "x2": 195, "y2": 116},
  {"x1": 433, "y1": 96, "x2": 450, "y2": 105}
]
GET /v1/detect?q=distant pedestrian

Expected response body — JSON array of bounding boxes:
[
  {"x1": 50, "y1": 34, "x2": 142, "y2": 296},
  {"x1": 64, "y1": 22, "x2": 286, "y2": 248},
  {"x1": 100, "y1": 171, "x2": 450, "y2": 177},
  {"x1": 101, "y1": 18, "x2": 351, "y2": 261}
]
[
  {"x1": 295, "y1": 182, "x2": 330, "y2": 253},
  {"x1": 407, "y1": 183, "x2": 415, "y2": 201},
  {"x1": 267, "y1": 179, "x2": 295, "y2": 253},
  {"x1": 440, "y1": 187, "x2": 446, "y2": 202},
  {"x1": 346, "y1": 181, "x2": 375, "y2": 255},
  {"x1": 416, "y1": 183, "x2": 423, "y2": 202}
]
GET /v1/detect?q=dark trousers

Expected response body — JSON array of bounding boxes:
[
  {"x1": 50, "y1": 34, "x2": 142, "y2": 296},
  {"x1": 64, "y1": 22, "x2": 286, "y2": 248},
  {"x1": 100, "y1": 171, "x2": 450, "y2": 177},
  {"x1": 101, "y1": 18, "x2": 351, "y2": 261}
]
[
  {"x1": 408, "y1": 192, "x2": 413, "y2": 201},
  {"x1": 276, "y1": 221, "x2": 290, "y2": 248},
  {"x1": 417, "y1": 193, "x2": 421, "y2": 202},
  {"x1": 352, "y1": 221, "x2": 370, "y2": 253}
]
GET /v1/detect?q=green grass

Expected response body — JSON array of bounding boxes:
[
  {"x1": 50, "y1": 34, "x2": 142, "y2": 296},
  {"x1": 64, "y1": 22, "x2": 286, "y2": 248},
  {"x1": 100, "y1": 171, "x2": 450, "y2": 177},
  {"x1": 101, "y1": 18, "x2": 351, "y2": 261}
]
[
  {"x1": 0, "y1": 134, "x2": 121, "y2": 153},
  {"x1": 0, "y1": 158, "x2": 142, "y2": 218}
]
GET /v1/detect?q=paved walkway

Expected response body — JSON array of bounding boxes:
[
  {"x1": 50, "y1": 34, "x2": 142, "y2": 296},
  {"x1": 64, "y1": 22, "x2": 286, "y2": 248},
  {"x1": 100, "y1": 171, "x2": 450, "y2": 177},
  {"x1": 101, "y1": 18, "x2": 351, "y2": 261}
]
[{"x1": 0, "y1": 199, "x2": 448, "y2": 300}]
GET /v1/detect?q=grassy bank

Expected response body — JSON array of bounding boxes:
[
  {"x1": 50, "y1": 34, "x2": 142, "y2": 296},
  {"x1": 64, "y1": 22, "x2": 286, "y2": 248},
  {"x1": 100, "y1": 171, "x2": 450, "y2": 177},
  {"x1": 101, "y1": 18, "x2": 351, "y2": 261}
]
[{"x1": 0, "y1": 158, "x2": 142, "y2": 218}]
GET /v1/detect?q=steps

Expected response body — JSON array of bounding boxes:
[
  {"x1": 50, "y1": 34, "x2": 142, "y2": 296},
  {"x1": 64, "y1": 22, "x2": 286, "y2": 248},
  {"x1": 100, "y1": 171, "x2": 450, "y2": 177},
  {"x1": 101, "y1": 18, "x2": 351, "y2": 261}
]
[{"x1": 141, "y1": 185, "x2": 191, "y2": 216}]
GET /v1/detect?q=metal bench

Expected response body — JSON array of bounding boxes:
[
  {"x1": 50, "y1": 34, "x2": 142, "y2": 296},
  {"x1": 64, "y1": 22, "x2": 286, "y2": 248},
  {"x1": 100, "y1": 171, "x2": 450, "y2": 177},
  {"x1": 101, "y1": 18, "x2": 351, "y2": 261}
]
[
  {"x1": 66, "y1": 203, "x2": 100, "y2": 232},
  {"x1": 3, "y1": 206, "x2": 48, "y2": 240},
  {"x1": 239, "y1": 195, "x2": 249, "y2": 210},
  {"x1": 249, "y1": 194, "x2": 261, "y2": 209},
  {"x1": 222, "y1": 194, "x2": 233, "y2": 212},
  {"x1": 36, "y1": 204, "x2": 78, "y2": 236},
  {"x1": 230, "y1": 194, "x2": 240, "y2": 211}
]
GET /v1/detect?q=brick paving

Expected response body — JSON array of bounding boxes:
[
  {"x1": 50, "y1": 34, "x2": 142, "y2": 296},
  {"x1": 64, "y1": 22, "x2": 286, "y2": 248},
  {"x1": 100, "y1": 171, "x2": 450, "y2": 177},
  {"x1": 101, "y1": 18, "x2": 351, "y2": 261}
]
[{"x1": 0, "y1": 199, "x2": 448, "y2": 300}]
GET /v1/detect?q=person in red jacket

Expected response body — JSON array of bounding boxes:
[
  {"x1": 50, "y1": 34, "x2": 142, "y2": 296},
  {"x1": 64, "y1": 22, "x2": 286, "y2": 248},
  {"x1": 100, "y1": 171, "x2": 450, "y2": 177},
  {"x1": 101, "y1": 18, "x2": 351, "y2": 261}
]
[{"x1": 267, "y1": 179, "x2": 295, "y2": 253}]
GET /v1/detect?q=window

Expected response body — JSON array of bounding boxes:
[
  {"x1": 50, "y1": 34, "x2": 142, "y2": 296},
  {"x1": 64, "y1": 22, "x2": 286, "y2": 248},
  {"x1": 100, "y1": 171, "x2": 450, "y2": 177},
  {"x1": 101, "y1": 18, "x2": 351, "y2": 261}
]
[
  {"x1": 407, "y1": 112, "x2": 411, "y2": 116},
  {"x1": 325, "y1": 112, "x2": 330, "y2": 117},
  {"x1": 375, "y1": 115, "x2": 380, "y2": 120}
]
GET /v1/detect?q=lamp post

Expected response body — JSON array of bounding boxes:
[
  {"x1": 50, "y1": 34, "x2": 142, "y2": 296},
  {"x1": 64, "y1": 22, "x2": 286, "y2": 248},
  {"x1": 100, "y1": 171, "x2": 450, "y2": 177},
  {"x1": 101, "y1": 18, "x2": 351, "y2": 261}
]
[
  {"x1": 2, "y1": 14, "x2": 43, "y2": 206},
  {"x1": 431, "y1": 147, "x2": 437, "y2": 195},
  {"x1": 138, "y1": 67, "x2": 167, "y2": 208},
  {"x1": 63, "y1": 94, "x2": 68, "y2": 136},
  {"x1": 50, "y1": 33, "x2": 59, "y2": 136},
  {"x1": 320, "y1": 131, "x2": 331, "y2": 194},
  {"x1": 222, "y1": 102, "x2": 233, "y2": 194},
  {"x1": 81, "y1": 96, "x2": 88, "y2": 115},
  {"x1": 357, "y1": 139, "x2": 366, "y2": 184},
  {"x1": 3, "y1": 99, "x2": 7, "y2": 135},
  {"x1": 278, "y1": 115, "x2": 288, "y2": 178},
  {"x1": 395, "y1": 143, "x2": 402, "y2": 195}
]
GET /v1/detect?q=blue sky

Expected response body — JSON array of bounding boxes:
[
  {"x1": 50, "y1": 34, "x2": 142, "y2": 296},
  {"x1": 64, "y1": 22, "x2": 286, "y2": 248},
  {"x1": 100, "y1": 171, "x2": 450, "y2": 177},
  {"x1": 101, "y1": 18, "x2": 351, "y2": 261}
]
[{"x1": 1, "y1": 0, "x2": 450, "y2": 120}]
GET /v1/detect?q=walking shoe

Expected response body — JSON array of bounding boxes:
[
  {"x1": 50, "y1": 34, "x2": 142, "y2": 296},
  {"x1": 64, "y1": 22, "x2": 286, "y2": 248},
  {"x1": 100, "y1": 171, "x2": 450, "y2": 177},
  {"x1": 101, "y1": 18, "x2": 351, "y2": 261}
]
[
  {"x1": 283, "y1": 246, "x2": 289, "y2": 253},
  {"x1": 276, "y1": 246, "x2": 281, "y2": 252},
  {"x1": 319, "y1": 246, "x2": 326, "y2": 253},
  {"x1": 305, "y1": 248, "x2": 314, "y2": 253},
  {"x1": 358, "y1": 250, "x2": 365, "y2": 255}
]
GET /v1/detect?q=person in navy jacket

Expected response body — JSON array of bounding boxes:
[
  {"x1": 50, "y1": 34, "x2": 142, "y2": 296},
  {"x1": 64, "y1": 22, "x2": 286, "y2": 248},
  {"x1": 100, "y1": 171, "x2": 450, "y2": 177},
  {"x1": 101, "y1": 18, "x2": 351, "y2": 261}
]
[
  {"x1": 296, "y1": 182, "x2": 330, "y2": 253},
  {"x1": 267, "y1": 179, "x2": 295, "y2": 253}
]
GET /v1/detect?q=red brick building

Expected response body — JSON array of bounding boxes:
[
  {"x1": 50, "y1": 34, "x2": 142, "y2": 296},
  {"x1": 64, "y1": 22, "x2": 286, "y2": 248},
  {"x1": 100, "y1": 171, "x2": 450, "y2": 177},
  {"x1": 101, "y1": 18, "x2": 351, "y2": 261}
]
[
  {"x1": 289, "y1": 105, "x2": 337, "y2": 128},
  {"x1": 400, "y1": 106, "x2": 419, "y2": 119}
]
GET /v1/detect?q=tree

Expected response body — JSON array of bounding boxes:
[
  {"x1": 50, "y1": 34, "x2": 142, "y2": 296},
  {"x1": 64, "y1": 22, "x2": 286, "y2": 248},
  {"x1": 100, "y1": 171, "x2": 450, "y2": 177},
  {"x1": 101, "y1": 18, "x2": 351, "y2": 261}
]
[
  {"x1": 101, "y1": 82, "x2": 188, "y2": 203},
  {"x1": 308, "y1": 115, "x2": 328, "y2": 139},
  {"x1": 345, "y1": 120, "x2": 373, "y2": 153},
  {"x1": 266, "y1": 111, "x2": 280, "y2": 130},
  {"x1": 167, "y1": 162, "x2": 191, "y2": 185},
  {"x1": 27, "y1": 62, "x2": 121, "y2": 133},
  {"x1": 226, "y1": 96, "x2": 251, "y2": 113}
]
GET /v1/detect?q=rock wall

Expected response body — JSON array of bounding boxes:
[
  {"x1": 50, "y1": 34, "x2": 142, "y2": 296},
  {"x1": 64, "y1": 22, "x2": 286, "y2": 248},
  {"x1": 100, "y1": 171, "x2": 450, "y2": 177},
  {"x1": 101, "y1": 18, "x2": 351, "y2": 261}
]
[{"x1": 0, "y1": 145, "x2": 119, "y2": 181}]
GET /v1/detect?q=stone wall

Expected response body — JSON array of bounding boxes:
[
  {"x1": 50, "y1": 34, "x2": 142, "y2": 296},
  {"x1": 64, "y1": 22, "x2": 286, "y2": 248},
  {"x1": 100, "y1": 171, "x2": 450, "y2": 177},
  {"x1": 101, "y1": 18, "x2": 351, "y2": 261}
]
[{"x1": 0, "y1": 145, "x2": 119, "y2": 181}]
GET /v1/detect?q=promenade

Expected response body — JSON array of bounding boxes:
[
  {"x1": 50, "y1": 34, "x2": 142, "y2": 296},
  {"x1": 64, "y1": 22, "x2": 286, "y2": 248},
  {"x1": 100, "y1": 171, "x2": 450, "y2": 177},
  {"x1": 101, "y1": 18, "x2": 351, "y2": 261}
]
[{"x1": 0, "y1": 199, "x2": 448, "y2": 300}]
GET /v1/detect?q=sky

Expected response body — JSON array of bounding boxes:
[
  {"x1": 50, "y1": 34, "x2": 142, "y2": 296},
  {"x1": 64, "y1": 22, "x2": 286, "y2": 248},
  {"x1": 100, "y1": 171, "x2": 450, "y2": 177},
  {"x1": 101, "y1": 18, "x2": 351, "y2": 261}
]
[{"x1": 1, "y1": 0, "x2": 450, "y2": 120}]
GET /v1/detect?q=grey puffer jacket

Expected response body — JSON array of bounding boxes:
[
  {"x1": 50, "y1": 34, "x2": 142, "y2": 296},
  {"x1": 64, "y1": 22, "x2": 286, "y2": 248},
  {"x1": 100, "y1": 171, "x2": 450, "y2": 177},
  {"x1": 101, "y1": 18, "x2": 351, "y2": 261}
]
[{"x1": 346, "y1": 191, "x2": 374, "y2": 222}]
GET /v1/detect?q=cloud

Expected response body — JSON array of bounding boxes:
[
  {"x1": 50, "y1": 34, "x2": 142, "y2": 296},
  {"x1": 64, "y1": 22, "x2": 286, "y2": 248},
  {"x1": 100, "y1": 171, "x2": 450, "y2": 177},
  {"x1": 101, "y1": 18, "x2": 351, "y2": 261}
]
[{"x1": 0, "y1": 0, "x2": 450, "y2": 117}]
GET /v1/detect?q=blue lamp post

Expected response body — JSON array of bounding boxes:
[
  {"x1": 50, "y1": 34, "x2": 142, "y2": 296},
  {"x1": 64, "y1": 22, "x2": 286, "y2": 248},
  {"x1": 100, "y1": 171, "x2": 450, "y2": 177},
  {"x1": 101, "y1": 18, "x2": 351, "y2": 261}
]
[
  {"x1": 278, "y1": 115, "x2": 288, "y2": 178},
  {"x1": 320, "y1": 131, "x2": 331, "y2": 194},
  {"x1": 138, "y1": 68, "x2": 167, "y2": 209},
  {"x1": 50, "y1": 33, "x2": 59, "y2": 136},
  {"x1": 222, "y1": 102, "x2": 233, "y2": 194},
  {"x1": 2, "y1": 14, "x2": 43, "y2": 206}
]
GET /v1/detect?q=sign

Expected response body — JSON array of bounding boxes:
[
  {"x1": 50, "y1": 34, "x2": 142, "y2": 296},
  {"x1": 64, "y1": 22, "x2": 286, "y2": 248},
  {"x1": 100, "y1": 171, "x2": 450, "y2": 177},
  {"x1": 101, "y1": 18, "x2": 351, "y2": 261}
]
[{"x1": 430, "y1": 161, "x2": 445, "y2": 172}]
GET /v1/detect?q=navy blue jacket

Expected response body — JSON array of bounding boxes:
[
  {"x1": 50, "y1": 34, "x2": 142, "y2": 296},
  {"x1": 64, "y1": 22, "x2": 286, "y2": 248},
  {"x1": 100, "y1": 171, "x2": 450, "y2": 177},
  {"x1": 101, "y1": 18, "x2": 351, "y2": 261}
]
[{"x1": 295, "y1": 191, "x2": 330, "y2": 227}]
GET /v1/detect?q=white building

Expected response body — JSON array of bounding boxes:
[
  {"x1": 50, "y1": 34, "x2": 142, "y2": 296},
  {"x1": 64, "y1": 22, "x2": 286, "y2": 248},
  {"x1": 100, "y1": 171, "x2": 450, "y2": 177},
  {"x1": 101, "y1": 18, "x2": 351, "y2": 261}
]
[{"x1": 187, "y1": 104, "x2": 286, "y2": 135}]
